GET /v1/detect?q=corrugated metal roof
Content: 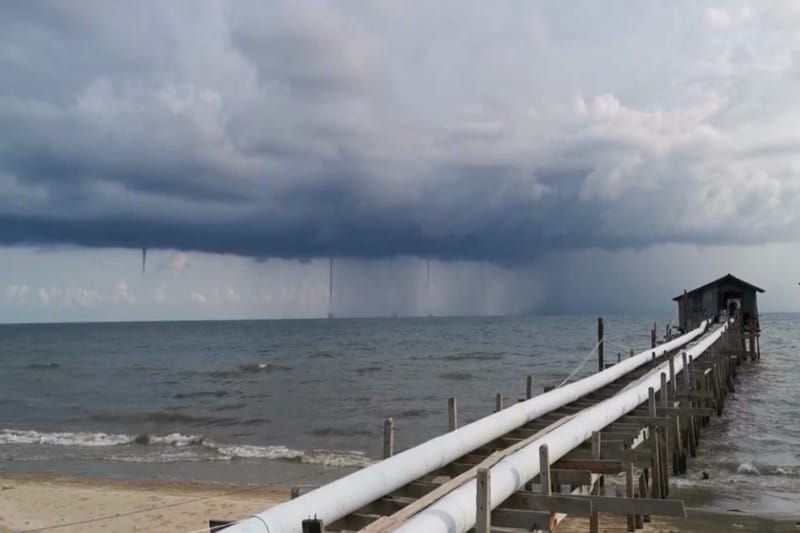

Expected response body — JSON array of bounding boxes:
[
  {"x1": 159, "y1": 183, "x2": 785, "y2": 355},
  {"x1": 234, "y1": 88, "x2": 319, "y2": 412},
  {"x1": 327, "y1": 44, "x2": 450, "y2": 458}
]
[{"x1": 672, "y1": 273, "x2": 765, "y2": 301}]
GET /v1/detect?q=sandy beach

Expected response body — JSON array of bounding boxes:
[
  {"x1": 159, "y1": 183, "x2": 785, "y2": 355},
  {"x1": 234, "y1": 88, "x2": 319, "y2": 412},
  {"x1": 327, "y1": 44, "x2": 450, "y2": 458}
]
[
  {"x1": 1, "y1": 473, "x2": 797, "y2": 533},
  {"x1": 0, "y1": 474, "x2": 288, "y2": 533}
]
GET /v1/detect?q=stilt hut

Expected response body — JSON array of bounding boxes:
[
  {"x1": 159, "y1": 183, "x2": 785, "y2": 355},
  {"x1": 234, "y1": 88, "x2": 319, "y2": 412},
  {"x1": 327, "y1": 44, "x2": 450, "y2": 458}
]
[{"x1": 673, "y1": 273, "x2": 764, "y2": 332}]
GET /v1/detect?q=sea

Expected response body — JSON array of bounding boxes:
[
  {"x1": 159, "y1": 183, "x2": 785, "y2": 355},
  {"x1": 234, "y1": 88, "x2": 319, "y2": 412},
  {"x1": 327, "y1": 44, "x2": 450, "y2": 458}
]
[{"x1": 1, "y1": 314, "x2": 798, "y2": 521}]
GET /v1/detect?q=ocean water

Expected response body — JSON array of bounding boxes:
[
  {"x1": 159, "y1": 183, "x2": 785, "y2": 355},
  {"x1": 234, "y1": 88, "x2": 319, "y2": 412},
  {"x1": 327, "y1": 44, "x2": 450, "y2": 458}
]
[{"x1": 0, "y1": 314, "x2": 797, "y2": 517}]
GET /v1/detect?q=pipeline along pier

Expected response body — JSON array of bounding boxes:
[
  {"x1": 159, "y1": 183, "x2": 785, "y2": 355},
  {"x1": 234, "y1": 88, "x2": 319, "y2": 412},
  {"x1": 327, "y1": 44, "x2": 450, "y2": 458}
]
[{"x1": 222, "y1": 316, "x2": 759, "y2": 533}]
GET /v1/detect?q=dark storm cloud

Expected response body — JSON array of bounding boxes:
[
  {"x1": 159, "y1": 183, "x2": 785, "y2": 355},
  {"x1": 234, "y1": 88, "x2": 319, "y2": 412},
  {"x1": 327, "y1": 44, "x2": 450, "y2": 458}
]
[{"x1": 2, "y1": 1, "x2": 800, "y2": 264}]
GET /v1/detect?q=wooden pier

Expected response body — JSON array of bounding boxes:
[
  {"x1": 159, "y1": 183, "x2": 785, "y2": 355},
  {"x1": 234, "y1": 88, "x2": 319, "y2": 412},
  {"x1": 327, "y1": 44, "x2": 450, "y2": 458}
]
[
  {"x1": 315, "y1": 322, "x2": 754, "y2": 532},
  {"x1": 220, "y1": 275, "x2": 765, "y2": 533}
]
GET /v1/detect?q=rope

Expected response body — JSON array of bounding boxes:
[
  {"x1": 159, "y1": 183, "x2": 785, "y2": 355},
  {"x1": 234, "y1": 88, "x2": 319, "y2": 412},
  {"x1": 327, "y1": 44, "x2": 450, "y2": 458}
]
[
  {"x1": 16, "y1": 470, "x2": 328, "y2": 533},
  {"x1": 603, "y1": 337, "x2": 636, "y2": 354},
  {"x1": 557, "y1": 339, "x2": 602, "y2": 387}
]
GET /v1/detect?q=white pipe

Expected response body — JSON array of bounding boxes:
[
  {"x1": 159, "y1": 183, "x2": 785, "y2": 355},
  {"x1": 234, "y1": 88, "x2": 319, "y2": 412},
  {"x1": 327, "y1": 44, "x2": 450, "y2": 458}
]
[
  {"x1": 394, "y1": 322, "x2": 727, "y2": 533},
  {"x1": 227, "y1": 322, "x2": 708, "y2": 533}
]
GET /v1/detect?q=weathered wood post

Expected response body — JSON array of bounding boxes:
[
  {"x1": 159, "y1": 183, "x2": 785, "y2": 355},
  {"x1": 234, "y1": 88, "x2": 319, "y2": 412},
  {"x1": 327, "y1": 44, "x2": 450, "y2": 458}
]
[
  {"x1": 597, "y1": 317, "x2": 604, "y2": 372},
  {"x1": 383, "y1": 417, "x2": 394, "y2": 459},
  {"x1": 657, "y1": 377, "x2": 670, "y2": 497},
  {"x1": 476, "y1": 468, "x2": 491, "y2": 533},
  {"x1": 651, "y1": 324, "x2": 657, "y2": 348},
  {"x1": 668, "y1": 355, "x2": 676, "y2": 394},
  {"x1": 756, "y1": 330, "x2": 761, "y2": 360},
  {"x1": 495, "y1": 393, "x2": 503, "y2": 412},
  {"x1": 526, "y1": 375, "x2": 534, "y2": 399},
  {"x1": 626, "y1": 460, "x2": 636, "y2": 532},
  {"x1": 648, "y1": 387, "x2": 662, "y2": 499},
  {"x1": 539, "y1": 444, "x2": 551, "y2": 496},
  {"x1": 590, "y1": 432, "x2": 601, "y2": 533},
  {"x1": 681, "y1": 351, "x2": 690, "y2": 390},
  {"x1": 448, "y1": 397, "x2": 458, "y2": 431},
  {"x1": 639, "y1": 473, "x2": 650, "y2": 524}
]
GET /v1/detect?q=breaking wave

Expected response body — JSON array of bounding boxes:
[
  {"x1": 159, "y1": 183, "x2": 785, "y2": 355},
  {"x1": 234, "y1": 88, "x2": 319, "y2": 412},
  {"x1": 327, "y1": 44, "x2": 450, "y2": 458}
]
[
  {"x1": 1, "y1": 428, "x2": 372, "y2": 468},
  {"x1": 1, "y1": 428, "x2": 133, "y2": 447},
  {"x1": 734, "y1": 462, "x2": 800, "y2": 477}
]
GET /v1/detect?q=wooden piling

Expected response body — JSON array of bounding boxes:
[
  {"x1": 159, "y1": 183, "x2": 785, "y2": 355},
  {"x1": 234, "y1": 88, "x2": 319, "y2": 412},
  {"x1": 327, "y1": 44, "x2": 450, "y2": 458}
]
[
  {"x1": 668, "y1": 356, "x2": 676, "y2": 394},
  {"x1": 495, "y1": 393, "x2": 503, "y2": 412},
  {"x1": 648, "y1": 387, "x2": 661, "y2": 500},
  {"x1": 448, "y1": 397, "x2": 458, "y2": 431},
  {"x1": 383, "y1": 417, "x2": 394, "y2": 459},
  {"x1": 476, "y1": 468, "x2": 491, "y2": 533},
  {"x1": 639, "y1": 473, "x2": 650, "y2": 523},
  {"x1": 598, "y1": 317, "x2": 604, "y2": 372},
  {"x1": 540, "y1": 444, "x2": 552, "y2": 496},
  {"x1": 756, "y1": 332, "x2": 761, "y2": 359},
  {"x1": 626, "y1": 461, "x2": 635, "y2": 532},
  {"x1": 526, "y1": 375, "x2": 534, "y2": 399}
]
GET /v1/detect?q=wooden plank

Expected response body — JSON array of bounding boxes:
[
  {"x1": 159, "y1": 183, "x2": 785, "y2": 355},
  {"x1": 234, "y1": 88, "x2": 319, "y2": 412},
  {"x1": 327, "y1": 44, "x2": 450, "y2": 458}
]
[
  {"x1": 500, "y1": 493, "x2": 592, "y2": 515},
  {"x1": 491, "y1": 509, "x2": 552, "y2": 531},
  {"x1": 390, "y1": 480, "x2": 440, "y2": 499},
  {"x1": 501, "y1": 493, "x2": 686, "y2": 517},
  {"x1": 548, "y1": 469, "x2": 592, "y2": 485},
  {"x1": 622, "y1": 415, "x2": 670, "y2": 427},
  {"x1": 551, "y1": 459, "x2": 622, "y2": 474},
  {"x1": 331, "y1": 512, "x2": 382, "y2": 531}
]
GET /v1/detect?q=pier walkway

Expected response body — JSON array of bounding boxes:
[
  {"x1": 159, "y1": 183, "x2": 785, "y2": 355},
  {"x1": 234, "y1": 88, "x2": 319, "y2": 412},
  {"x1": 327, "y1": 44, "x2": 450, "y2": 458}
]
[{"x1": 219, "y1": 313, "x2": 760, "y2": 533}]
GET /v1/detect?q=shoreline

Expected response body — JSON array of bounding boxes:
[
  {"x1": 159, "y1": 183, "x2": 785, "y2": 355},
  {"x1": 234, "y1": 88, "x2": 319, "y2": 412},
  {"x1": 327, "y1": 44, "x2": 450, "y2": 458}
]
[{"x1": 2, "y1": 473, "x2": 798, "y2": 533}]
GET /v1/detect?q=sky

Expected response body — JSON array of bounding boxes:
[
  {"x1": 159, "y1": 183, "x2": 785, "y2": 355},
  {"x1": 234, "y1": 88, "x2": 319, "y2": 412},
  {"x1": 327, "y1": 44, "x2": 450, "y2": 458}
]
[{"x1": 2, "y1": 1, "x2": 800, "y2": 322}]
